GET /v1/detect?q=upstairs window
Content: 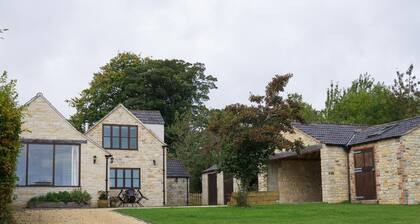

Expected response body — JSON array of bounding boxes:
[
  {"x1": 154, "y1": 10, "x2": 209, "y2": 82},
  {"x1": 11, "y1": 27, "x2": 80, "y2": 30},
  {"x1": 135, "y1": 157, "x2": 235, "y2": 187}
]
[{"x1": 103, "y1": 125, "x2": 138, "y2": 150}]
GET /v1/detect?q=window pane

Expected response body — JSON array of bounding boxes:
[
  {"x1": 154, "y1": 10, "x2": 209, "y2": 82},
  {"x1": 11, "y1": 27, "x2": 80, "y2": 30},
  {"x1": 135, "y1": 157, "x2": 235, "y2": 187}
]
[
  {"x1": 16, "y1": 144, "x2": 26, "y2": 185},
  {"x1": 120, "y1": 138, "x2": 128, "y2": 149},
  {"x1": 112, "y1": 137, "x2": 120, "y2": 148},
  {"x1": 117, "y1": 169, "x2": 123, "y2": 178},
  {"x1": 121, "y1": 126, "x2": 128, "y2": 137},
  {"x1": 117, "y1": 179, "x2": 123, "y2": 188},
  {"x1": 130, "y1": 127, "x2": 137, "y2": 138},
  {"x1": 28, "y1": 144, "x2": 53, "y2": 185},
  {"x1": 110, "y1": 178, "x2": 115, "y2": 188},
  {"x1": 55, "y1": 145, "x2": 79, "y2": 186},
  {"x1": 129, "y1": 138, "x2": 137, "y2": 149},
  {"x1": 133, "y1": 179, "x2": 140, "y2": 188},
  {"x1": 103, "y1": 125, "x2": 111, "y2": 137},
  {"x1": 125, "y1": 169, "x2": 132, "y2": 178},
  {"x1": 103, "y1": 137, "x2": 111, "y2": 148},
  {"x1": 125, "y1": 178, "x2": 132, "y2": 188},
  {"x1": 110, "y1": 169, "x2": 116, "y2": 178},
  {"x1": 112, "y1": 126, "x2": 120, "y2": 137},
  {"x1": 133, "y1": 169, "x2": 139, "y2": 178}
]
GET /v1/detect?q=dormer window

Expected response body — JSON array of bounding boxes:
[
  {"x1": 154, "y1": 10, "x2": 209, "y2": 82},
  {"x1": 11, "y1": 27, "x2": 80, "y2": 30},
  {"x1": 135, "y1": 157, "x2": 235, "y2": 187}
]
[{"x1": 103, "y1": 125, "x2": 138, "y2": 150}]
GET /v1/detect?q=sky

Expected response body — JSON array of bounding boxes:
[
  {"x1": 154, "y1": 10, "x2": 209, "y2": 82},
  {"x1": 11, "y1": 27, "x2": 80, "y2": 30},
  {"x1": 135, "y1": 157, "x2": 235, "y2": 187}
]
[{"x1": 1, "y1": 0, "x2": 419, "y2": 118}]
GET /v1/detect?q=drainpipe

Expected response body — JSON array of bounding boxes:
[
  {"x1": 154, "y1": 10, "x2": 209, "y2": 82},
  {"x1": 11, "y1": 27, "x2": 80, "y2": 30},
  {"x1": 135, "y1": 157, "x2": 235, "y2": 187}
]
[
  {"x1": 345, "y1": 147, "x2": 351, "y2": 202},
  {"x1": 105, "y1": 154, "x2": 112, "y2": 198},
  {"x1": 187, "y1": 177, "x2": 190, "y2": 206},
  {"x1": 162, "y1": 146, "x2": 167, "y2": 206}
]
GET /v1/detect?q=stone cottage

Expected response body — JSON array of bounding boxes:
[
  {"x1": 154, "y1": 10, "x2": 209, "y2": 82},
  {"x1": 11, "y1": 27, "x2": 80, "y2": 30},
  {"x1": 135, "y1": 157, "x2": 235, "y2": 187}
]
[
  {"x1": 259, "y1": 117, "x2": 420, "y2": 204},
  {"x1": 13, "y1": 93, "x2": 189, "y2": 207}
]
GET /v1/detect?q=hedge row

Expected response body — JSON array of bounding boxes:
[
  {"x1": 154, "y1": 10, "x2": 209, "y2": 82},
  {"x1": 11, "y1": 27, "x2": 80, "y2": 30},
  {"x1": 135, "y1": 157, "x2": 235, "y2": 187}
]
[{"x1": 0, "y1": 72, "x2": 22, "y2": 224}]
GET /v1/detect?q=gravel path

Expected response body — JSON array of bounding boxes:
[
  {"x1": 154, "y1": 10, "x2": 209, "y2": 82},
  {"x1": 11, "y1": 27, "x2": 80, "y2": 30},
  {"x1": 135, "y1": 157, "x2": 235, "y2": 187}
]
[{"x1": 14, "y1": 208, "x2": 146, "y2": 224}]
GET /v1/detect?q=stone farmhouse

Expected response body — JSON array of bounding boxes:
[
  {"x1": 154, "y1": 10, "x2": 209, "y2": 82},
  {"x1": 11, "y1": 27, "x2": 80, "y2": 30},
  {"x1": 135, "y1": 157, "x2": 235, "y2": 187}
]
[
  {"x1": 259, "y1": 117, "x2": 420, "y2": 204},
  {"x1": 13, "y1": 93, "x2": 189, "y2": 207}
]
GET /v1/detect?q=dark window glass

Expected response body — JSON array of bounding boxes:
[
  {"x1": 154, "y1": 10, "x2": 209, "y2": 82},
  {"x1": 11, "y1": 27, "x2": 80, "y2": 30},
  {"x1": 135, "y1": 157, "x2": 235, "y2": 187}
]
[
  {"x1": 16, "y1": 145, "x2": 26, "y2": 186},
  {"x1": 55, "y1": 145, "x2": 79, "y2": 186},
  {"x1": 103, "y1": 125, "x2": 137, "y2": 149},
  {"x1": 110, "y1": 168, "x2": 140, "y2": 189},
  {"x1": 28, "y1": 144, "x2": 54, "y2": 185}
]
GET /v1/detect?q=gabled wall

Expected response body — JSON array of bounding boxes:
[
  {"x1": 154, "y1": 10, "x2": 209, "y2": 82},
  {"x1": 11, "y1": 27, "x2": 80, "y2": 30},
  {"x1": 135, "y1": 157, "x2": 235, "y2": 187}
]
[
  {"x1": 86, "y1": 105, "x2": 165, "y2": 206},
  {"x1": 14, "y1": 95, "x2": 107, "y2": 207}
]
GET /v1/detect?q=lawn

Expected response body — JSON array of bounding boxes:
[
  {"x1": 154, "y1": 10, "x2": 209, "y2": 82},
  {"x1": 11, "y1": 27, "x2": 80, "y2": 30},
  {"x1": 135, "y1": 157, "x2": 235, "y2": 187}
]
[{"x1": 116, "y1": 203, "x2": 420, "y2": 224}]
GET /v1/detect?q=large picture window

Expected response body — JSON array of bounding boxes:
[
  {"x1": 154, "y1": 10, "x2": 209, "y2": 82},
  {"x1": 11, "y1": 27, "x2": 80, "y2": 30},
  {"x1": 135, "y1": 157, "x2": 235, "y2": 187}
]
[
  {"x1": 16, "y1": 143, "x2": 80, "y2": 187},
  {"x1": 103, "y1": 125, "x2": 137, "y2": 150},
  {"x1": 110, "y1": 168, "x2": 140, "y2": 189}
]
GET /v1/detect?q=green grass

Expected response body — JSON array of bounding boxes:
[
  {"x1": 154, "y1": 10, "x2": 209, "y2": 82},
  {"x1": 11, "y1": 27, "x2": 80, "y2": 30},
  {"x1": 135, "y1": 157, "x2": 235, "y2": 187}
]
[{"x1": 116, "y1": 204, "x2": 420, "y2": 224}]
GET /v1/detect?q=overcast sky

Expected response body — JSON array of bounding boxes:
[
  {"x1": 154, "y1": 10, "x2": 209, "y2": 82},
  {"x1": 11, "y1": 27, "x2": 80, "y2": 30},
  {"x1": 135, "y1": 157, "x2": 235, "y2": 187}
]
[{"x1": 1, "y1": 0, "x2": 419, "y2": 118}]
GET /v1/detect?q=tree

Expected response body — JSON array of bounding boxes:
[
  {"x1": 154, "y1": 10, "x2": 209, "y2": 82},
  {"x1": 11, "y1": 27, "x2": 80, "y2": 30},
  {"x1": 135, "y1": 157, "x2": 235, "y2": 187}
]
[
  {"x1": 68, "y1": 52, "x2": 217, "y2": 141},
  {"x1": 208, "y1": 74, "x2": 304, "y2": 206},
  {"x1": 323, "y1": 74, "x2": 397, "y2": 125},
  {"x1": 391, "y1": 64, "x2": 420, "y2": 118},
  {"x1": 0, "y1": 71, "x2": 22, "y2": 224},
  {"x1": 288, "y1": 93, "x2": 324, "y2": 123},
  {"x1": 167, "y1": 108, "x2": 222, "y2": 192}
]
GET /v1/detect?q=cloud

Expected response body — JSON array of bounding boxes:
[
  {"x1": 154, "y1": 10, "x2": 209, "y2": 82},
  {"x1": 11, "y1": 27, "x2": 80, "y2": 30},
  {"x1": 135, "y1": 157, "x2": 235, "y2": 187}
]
[{"x1": 1, "y1": 0, "x2": 419, "y2": 117}]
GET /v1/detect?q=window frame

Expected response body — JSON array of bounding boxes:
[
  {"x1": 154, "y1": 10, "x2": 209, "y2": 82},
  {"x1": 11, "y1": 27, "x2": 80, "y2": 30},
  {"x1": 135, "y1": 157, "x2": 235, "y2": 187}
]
[
  {"x1": 109, "y1": 168, "x2": 141, "y2": 189},
  {"x1": 16, "y1": 143, "x2": 81, "y2": 187},
  {"x1": 102, "y1": 124, "x2": 138, "y2": 150}
]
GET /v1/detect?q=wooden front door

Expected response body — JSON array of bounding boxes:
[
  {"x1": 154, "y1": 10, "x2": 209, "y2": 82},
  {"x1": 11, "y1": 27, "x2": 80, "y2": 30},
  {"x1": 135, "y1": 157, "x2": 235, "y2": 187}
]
[
  {"x1": 208, "y1": 173, "x2": 218, "y2": 205},
  {"x1": 354, "y1": 149, "x2": 377, "y2": 200}
]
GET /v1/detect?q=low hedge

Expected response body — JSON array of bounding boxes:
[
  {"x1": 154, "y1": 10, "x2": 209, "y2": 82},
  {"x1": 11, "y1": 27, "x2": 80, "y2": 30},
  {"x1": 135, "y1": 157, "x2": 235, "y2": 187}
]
[{"x1": 27, "y1": 189, "x2": 91, "y2": 207}]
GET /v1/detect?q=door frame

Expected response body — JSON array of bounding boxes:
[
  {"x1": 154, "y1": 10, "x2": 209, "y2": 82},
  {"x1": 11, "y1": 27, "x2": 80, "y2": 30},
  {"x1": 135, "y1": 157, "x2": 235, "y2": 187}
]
[{"x1": 353, "y1": 148, "x2": 377, "y2": 200}]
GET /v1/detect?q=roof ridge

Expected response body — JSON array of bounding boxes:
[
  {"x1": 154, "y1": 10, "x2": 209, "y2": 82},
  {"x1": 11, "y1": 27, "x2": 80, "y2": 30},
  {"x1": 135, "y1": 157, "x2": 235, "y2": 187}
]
[
  {"x1": 292, "y1": 121, "x2": 367, "y2": 127},
  {"x1": 364, "y1": 116, "x2": 420, "y2": 128}
]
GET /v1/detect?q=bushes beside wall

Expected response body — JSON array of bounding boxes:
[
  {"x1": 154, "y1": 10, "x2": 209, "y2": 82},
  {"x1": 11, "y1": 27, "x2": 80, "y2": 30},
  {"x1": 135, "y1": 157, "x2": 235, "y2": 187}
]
[
  {"x1": 0, "y1": 72, "x2": 22, "y2": 224},
  {"x1": 27, "y1": 189, "x2": 92, "y2": 208}
]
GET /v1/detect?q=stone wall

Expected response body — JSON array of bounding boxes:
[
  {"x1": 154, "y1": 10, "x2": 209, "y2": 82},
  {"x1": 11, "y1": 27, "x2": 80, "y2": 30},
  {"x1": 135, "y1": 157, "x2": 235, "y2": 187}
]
[
  {"x1": 86, "y1": 105, "x2": 165, "y2": 206},
  {"x1": 201, "y1": 173, "x2": 208, "y2": 205},
  {"x1": 278, "y1": 160, "x2": 322, "y2": 203},
  {"x1": 320, "y1": 145, "x2": 349, "y2": 203},
  {"x1": 349, "y1": 128, "x2": 420, "y2": 205},
  {"x1": 201, "y1": 171, "x2": 226, "y2": 205},
  {"x1": 14, "y1": 95, "x2": 107, "y2": 207},
  {"x1": 167, "y1": 177, "x2": 188, "y2": 206}
]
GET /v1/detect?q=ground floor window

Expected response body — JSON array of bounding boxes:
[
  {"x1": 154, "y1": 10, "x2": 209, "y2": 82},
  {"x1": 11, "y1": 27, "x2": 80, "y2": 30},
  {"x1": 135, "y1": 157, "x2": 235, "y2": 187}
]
[
  {"x1": 16, "y1": 143, "x2": 80, "y2": 187},
  {"x1": 110, "y1": 168, "x2": 141, "y2": 189}
]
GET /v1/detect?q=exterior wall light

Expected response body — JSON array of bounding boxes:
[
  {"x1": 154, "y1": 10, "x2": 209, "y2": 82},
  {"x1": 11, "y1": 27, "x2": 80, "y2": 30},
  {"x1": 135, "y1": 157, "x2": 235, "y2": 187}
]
[
  {"x1": 93, "y1": 155, "x2": 97, "y2": 164},
  {"x1": 110, "y1": 156, "x2": 114, "y2": 164},
  {"x1": 153, "y1": 160, "x2": 156, "y2": 166}
]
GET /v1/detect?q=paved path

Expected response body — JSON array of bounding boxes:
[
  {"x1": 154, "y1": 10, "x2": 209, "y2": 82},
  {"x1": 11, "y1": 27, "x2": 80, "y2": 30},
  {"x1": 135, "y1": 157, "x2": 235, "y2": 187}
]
[{"x1": 14, "y1": 208, "x2": 146, "y2": 224}]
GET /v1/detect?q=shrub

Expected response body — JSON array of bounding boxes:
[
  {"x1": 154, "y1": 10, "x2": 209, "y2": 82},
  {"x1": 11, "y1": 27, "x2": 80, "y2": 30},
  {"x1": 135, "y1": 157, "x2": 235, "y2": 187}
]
[
  {"x1": 0, "y1": 72, "x2": 22, "y2": 224},
  {"x1": 98, "y1": 191, "x2": 107, "y2": 200},
  {"x1": 27, "y1": 189, "x2": 91, "y2": 207}
]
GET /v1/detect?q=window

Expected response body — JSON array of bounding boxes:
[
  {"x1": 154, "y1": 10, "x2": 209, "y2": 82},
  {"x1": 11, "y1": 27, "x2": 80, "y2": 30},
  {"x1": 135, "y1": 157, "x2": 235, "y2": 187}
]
[
  {"x1": 16, "y1": 143, "x2": 80, "y2": 187},
  {"x1": 103, "y1": 125, "x2": 137, "y2": 150},
  {"x1": 110, "y1": 168, "x2": 140, "y2": 189}
]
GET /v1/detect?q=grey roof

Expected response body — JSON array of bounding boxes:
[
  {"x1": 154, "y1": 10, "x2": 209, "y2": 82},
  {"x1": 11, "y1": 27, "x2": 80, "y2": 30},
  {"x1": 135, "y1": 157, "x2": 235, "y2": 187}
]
[
  {"x1": 349, "y1": 116, "x2": 420, "y2": 146},
  {"x1": 167, "y1": 160, "x2": 190, "y2": 178},
  {"x1": 202, "y1": 164, "x2": 218, "y2": 174},
  {"x1": 130, "y1": 110, "x2": 165, "y2": 125},
  {"x1": 270, "y1": 144, "x2": 322, "y2": 160},
  {"x1": 293, "y1": 122, "x2": 364, "y2": 145},
  {"x1": 293, "y1": 116, "x2": 420, "y2": 146}
]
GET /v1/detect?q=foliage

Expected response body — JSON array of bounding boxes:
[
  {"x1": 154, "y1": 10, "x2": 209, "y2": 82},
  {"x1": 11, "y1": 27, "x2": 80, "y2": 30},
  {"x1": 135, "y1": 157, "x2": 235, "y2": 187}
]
[
  {"x1": 27, "y1": 189, "x2": 91, "y2": 206},
  {"x1": 391, "y1": 64, "x2": 420, "y2": 118},
  {"x1": 288, "y1": 93, "x2": 324, "y2": 123},
  {"x1": 0, "y1": 71, "x2": 22, "y2": 224},
  {"x1": 117, "y1": 204, "x2": 420, "y2": 224},
  {"x1": 67, "y1": 52, "x2": 217, "y2": 140},
  {"x1": 208, "y1": 74, "x2": 304, "y2": 206},
  {"x1": 167, "y1": 108, "x2": 221, "y2": 192},
  {"x1": 98, "y1": 191, "x2": 107, "y2": 200}
]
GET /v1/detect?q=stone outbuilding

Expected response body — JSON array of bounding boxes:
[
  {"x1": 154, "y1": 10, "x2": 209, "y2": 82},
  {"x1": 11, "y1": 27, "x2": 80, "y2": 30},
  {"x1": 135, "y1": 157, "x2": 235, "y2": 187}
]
[
  {"x1": 259, "y1": 117, "x2": 420, "y2": 204},
  {"x1": 166, "y1": 160, "x2": 190, "y2": 206},
  {"x1": 201, "y1": 165, "x2": 237, "y2": 205}
]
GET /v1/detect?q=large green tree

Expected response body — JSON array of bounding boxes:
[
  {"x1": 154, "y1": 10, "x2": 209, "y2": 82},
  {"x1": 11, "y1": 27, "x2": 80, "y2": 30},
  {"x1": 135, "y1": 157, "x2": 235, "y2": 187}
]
[
  {"x1": 68, "y1": 52, "x2": 217, "y2": 139},
  {"x1": 0, "y1": 71, "x2": 22, "y2": 224},
  {"x1": 208, "y1": 74, "x2": 304, "y2": 206}
]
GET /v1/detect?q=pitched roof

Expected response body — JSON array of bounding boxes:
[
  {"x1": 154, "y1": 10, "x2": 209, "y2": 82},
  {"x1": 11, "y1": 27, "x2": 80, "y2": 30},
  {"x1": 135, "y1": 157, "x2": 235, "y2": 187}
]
[
  {"x1": 129, "y1": 110, "x2": 165, "y2": 125},
  {"x1": 270, "y1": 144, "x2": 322, "y2": 160},
  {"x1": 348, "y1": 116, "x2": 420, "y2": 146},
  {"x1": 293, "y1": 116, "x2": 420, "y2": 146},
  {"x1": 293, "y1": 122, "x2": 364, "y2": 145},
  {"x1": 202, "y1": 164, "x2": 218, "y2": 174},
  {"x1": 167, "y1": 160, "x2": 190, "y2": 178}
]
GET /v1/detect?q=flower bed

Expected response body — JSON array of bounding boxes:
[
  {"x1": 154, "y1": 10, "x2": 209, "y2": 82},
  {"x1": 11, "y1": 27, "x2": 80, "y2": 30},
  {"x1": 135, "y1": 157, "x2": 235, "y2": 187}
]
[{"x1": 27, "y1": 189, "x2": 91, "y2": 208}]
